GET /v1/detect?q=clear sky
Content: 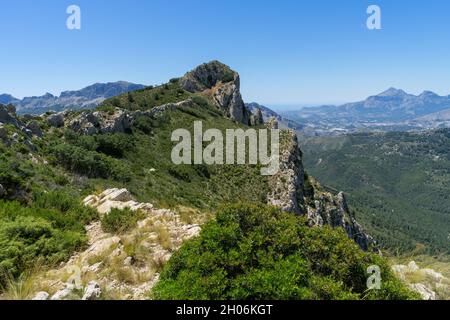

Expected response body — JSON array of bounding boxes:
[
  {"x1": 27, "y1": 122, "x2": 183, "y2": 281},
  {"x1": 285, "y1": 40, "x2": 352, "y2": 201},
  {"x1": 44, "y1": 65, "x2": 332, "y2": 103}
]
[{"x1": 1, "y1": 0, "x2": 450, "y2": 108}]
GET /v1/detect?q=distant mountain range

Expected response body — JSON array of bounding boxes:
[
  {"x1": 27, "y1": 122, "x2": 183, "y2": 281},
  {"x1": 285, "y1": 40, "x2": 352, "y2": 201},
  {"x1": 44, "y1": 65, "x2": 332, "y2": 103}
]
[
  {"x1": 246, "y1": 102, "x2": 304, "y2": 131},
  {"x1": 1, "y1": 81, "x2": 146, "y2": 115},
  {"x1": 282, "y1": 88, "x2": 450, "y2": 135}
]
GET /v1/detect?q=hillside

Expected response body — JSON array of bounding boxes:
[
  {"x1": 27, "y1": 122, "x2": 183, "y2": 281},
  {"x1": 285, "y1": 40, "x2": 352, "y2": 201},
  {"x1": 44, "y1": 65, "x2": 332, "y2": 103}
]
[
  {"x1": 301, "y1": 130, "x2": 450, "y2": 255},
  {"x1": 0, "y1": 61, "x2": 416, "y2": 300}
]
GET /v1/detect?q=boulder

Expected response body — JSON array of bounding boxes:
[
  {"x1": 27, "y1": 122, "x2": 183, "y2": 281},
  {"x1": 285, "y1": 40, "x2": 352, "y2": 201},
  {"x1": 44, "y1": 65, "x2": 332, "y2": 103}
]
[
  {"x1": 0, "y1": 104, "x2": 20, "y2": 127},
  {"x1": 410, "y1": 283, "x2": 436, "y2": 300},
  {"x1": 26, "y1": 120, "x2": 43, "y2": 137},
  {"x1": 47, "y1": 112, "x2": 65, "y2": 128},
  {"x1": 250, "y1": 108, "x2": 264, "y2": 126},
  {"x1": 50, "y1": 288, "x2": 74, "y2": 300},
  {"x1": 82, "y1": 281, "x2": 102, "y2": 300},
  {"x1": 408, "y1": 261, "x2": 420, "y2": 272},
  {"x1": 83, "y1": 236, "x2": 121, "y2": 262},
  {"x1": 32, "y1": 291, "x2": 50, "y2": 300}
]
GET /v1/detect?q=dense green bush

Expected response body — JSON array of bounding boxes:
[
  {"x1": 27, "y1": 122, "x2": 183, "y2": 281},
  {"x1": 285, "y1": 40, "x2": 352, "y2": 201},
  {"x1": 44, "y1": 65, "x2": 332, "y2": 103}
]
[
  {"x1": 101, "y1": 208, "x2": 145, "y2": 234},
  {"x1": 0, "y1": 192, "x2": 97, "y2": 283},
  {"x1": 0, "y1": 156, "x2": 30, "y2": 199},
  {"x1": 152, "y1": 203, "x2": 418, "y2": 300},
  {"x1": 95, "y1": 133, "x2": 134, "y2": 158},
  {"x1": 64, "y1": 131, "x2": 134, "y2": 158},
  {"x1": 50, "y1": 144, "x2": 130, "y2": 181}
]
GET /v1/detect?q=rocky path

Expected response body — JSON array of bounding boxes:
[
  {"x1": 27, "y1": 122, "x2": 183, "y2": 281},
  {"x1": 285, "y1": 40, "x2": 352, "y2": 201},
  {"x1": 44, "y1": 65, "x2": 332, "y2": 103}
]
[{"x1": 31, "y1": 188, "x2": 202, "y2": 300}]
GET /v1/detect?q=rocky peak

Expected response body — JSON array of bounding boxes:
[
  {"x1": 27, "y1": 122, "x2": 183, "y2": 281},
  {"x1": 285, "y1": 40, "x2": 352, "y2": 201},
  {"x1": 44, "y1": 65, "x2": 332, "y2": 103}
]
[
  {"x1": 180, "y1": 60, "x2": 238, "y2": 92},
  {"x1": 377, "y1": 87, "x2": 408, "y2": 98},
  {"x1": 180, "y1": 61, "x2": 251, "y2": 125}
]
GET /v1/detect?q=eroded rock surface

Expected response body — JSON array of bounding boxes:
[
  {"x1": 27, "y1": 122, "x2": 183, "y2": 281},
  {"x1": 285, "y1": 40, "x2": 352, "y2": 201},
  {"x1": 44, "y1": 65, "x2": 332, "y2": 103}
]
[
  {"x1": 267, "y1": 130, "x2": 376, "y2": 251},
  {"x1": 180, "y1": 61, "x2": 251, "y2": 125},
  {"x1": 29, "y1": 189, "x2": 202, "y2": 300},
  {"x1": 392, "y1": 261, "x2": 450, "y2": 300}
]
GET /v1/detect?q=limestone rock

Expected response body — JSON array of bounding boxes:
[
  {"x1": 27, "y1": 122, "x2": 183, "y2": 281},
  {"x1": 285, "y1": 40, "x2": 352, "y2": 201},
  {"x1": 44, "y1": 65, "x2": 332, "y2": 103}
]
[
  {"x1": 83, "y1": 236, "x2": 121, "y2": 262},
  {"x1": 82, "y1": 281, "x2": 102, "y2": 300},
  {"x1": 267, "y1": 130, "x2": 304, "y2": 214},
  {"x1": 47, "y1": 112, "x2": 66, "y2": 128},
  {"x1": 408, "y1": 261, "x2": 420, "y2": 272},
  {"x1": 391, "y1": 261, "x2": 449, "y2": 300},
  {"x1": 32, "y1": 291, "x2": 49, "y2": 300},
  {"x1": 26, "y1": 120, "x2": 43, "y2": 137},
  {"x1": 0, "y1": 104, "x2": 23, "y2": 130},
  {"x1": 267, "y1": 130, "x2": 376, "y2": 251},
  {"x1": 31, "y1": 188, "x2": 203, "y2": 300},
  {"x1": 66, "y1": 99, "x2": 193, "y2": 136},
  {"x1": 410, "y1": 283, "x2": 436, "y2": 300},
  {"x1": 50, "y1": 288, "x2": 74, "y2": 300},
  {"x1": 83, "y1": 188, "x2": 155, "y2": 215},
  {"x1": 250, "y1": 108, "x2": 264, "y2": 126},
  {"x1": 180, "y1": 61, "x2": 251, "y2": 125}
]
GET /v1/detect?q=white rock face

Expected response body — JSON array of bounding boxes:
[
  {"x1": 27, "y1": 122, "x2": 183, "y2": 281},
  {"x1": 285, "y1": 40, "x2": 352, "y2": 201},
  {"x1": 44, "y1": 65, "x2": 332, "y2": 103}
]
[
  {"x1": 51, "y1": 288, "x2": 74, "y2": 300},
  {"x1": 408, "y1": 261, "x2": 420, "y2": 272},
  {"x1": 82, "y1": 281, "x2": 102, "y2": 300},
  {"x1": 32, "y1": 291, "x2": 50, "y2": 300},
  {"x1": 32, "y1": 188, "x2": 202, "y2": 300},
  {"x1": 410, "y1": 283, "x2": 436, "y2": 300},
  {"x1": 391, "y1": 261, "x2": 449, "y2": 300},
  {"x1": 83, "y1": 188, "x2": 153, "y2": 215}
]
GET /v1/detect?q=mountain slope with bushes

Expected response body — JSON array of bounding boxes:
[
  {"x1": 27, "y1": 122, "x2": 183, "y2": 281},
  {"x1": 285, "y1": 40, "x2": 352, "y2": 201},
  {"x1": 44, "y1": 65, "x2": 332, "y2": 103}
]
[{"x1": 0, "y1": 61, "x2": 417, "y2": 300}]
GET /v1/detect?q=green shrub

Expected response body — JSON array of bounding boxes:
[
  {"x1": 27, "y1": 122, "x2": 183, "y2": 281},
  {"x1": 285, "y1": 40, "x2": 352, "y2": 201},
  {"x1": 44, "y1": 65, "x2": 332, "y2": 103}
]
[
  {"x1": 101, "y1": 208, "x2": 145, "y2": 234},
  {"x1": 133, "y1": 116, "x2": 154, "y2": 134},
  {"x1": 0, "y1": 201, "x2": 89, "y2": 283},
  {"x1": 0, "y1": 157, "x2": 30, "y2": 200},
  {"x1": 152, "y1": 203, "x2": 418, "y2": 300},
  {"x1": 221, "y1": 71, "x2": 235, "y2": 83},
  {"x1": 96, "y1": 133, "x2": 134, "y2": 158},
  {"x1": 50, "y1": 144, "x2": 130, "y2": 181}
]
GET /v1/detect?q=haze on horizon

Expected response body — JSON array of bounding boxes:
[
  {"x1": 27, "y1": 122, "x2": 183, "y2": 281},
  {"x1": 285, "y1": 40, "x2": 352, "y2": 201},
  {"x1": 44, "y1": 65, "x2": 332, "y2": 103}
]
[{"x1": 2, "y1": 0, "x2": 450, "y2": 106}]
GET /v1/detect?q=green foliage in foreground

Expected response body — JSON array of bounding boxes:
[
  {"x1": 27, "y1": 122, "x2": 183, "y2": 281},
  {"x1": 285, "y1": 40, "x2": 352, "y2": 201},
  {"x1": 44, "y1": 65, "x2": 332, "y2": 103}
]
[
  {"x1": 0, "y1": 191, "x2": 98, "y2": 284},
  {"x1": 153, "y1": 203, "x2": 418, "y2": 300},
  {"x1": 101, "y1": 208, "x2": 145, "y2": 234}
]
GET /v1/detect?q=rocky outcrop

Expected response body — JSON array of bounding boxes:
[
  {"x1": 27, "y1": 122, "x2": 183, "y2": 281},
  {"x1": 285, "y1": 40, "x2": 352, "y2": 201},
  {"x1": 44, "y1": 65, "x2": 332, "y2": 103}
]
[
  {"x1": 0, "y1": 104, "x2": 21, "y2": 127},
  {"x1": 306, "y1": 191, "x2": 376, "y2": 251},
  {"x1": 0, "y1": 103, "x2": 42, "y2": 145},
  {"x1": 83, "y1": 188, "x2": 154, "y2": 215},
  {"x1": 180, "y1": 61, "x2": 251, "y2": 125},
  {"x1": 267, "y1": 130, "x2": 304, "y2": 213},
  {"x1": 267, "y1": 129, "x2": 376, "y2": 251},
  {"x1": 30, "y1": 188, "x2": 202, "y2": 300},
  {"x1": 391, "y1": 261, "x2": 450, "y2": 300},
  {"x1": 63, "y1": 99, "x2": 194, "y2": 136},
  {"x1": 250, "y1": 108, "x2": 264, "y2": 126},
  {"x1": 82, "y1": 281, "x2": 102, "y2": 300},
  {"x1": 47, "y1": 111, "x2": 67, "y2": 128}
]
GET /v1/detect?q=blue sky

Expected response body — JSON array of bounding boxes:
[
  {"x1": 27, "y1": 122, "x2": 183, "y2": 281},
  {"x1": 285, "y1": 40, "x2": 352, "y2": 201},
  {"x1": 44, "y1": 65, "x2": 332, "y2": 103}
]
[{"x1": 1, "y1": 0, "x2": 450, "y2": 108}]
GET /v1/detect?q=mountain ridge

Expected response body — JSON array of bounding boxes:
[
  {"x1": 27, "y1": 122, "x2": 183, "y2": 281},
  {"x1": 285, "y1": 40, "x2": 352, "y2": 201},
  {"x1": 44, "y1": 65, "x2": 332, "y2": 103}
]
[
  {"x1": 283, "y1": 88, "x2": 450, "y2": 135},
  {"x1": 2, "y1": 81, "x2": 147, "y2": 115}
]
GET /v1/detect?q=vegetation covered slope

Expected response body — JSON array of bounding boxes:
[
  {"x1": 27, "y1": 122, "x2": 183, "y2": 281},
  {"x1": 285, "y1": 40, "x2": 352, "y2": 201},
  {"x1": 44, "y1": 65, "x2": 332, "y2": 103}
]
[
  {"x1": 301, "y1": 130, "x2": 450, "y2": 255},
  {"x1": 0, "y1": 61, "x2": 417, "y2": 299}
]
